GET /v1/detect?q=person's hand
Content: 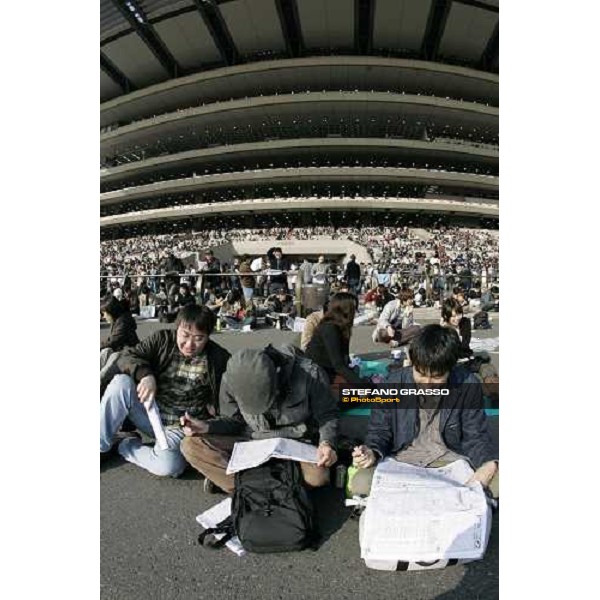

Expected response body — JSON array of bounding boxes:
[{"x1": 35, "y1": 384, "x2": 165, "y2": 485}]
[
  {"x1": 137, "y1": 375, "x2": 157, "y2": 403},
  {"x1": 180, "y1": 412, "x2": 209, "y2": 436},
  {"x1": 386, "y1": 326, "x2": 395, "y2": 338},
  {"x1": 467, "y1": 461, "x2": 498, "y2": 488},
  {"x1": 317, "y1": 443, "x2": 337, "y2": 468},
  {"x1": 352, "y1": 445, "x2": 377, "y2": 469}
]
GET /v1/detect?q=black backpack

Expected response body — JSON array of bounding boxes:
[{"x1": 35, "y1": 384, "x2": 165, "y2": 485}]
[
  {"x1": 473, "y1": 310, "x2": 491, "y2": 330},
  {"x1": 198, "y1": 459, "x2": 318, "y2": 553}
]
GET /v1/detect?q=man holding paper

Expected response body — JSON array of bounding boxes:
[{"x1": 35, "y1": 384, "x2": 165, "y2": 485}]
[
  {"x1": 350, "y1": 325, "x2": 498, "y2": 498},
  {"x1": 180, "y1": 345, "x2": 339, "y2": 493},
  {"x1": 100, "y1": 305, "x2": 231, "y2": 477}
]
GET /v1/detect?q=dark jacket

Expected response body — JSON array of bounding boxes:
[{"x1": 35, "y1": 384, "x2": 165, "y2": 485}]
[
  {"x1": 267, "y1": 294, "x2": 296, "y2": 316},
  {"x1": 457, "y1": 316, "x2": 473, "y2": 359},
  {"x1": 101, "y1": 312, "x2": 139, "y2": 352},
  {"x1": 207, "y1": 345, "x2": 339, "y2": 447},
  {"x1": 117, "y1": 330, "x2": 231, "y2": 411},
  {"x1": 305, "y1": 321, "x2": 367, "y2": 385},
  {"x1": 345, "y1": 259, "x2": 361, "y2": 281},
  {"x1": 364, "y1": 366, "x2": 496, "y2": 469},
  {"x1": 267, "y1": 247, "x2": 290, "y2": 285}
]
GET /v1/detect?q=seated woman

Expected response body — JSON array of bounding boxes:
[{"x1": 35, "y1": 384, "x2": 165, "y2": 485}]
[
  {"x1": 100, "y1": 296, "x2": 140, "y2": 396},
  {"x1": 218, "y1": 288, "x2": 255, "y2": 330},
  {"x1": 440, "y1": 298, "x2": 472, "y2": 360},
  {"x1": 101, "y1": 297, "x2": 140, "y2": 353},
  {"x1": 440, "y1": 298, "x2": 499, "y2": 402},
  {"x1": 364, "y1": 284, "x2": 393, "y2": 311},
  {"x1": 305, "y1": 292, "x2": 368, "y2": 388},
  {"x1": 300, "y1": 299, "x2": 329, "y2": 351}
]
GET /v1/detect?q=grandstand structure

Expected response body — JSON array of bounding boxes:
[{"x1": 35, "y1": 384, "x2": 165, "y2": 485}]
[{"x1": 100, "y1": 0, "x2": 499, "y2": 241}]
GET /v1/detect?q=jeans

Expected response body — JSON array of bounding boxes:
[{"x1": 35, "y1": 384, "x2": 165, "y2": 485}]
[
  {"x1": 348, "y1": 279, "x2": 360, "y2": 295},
  {"x1": 241, "y1": 286, "x2": 254, "y2": 301},
  {"x1": 100, "y1": 375, "x2": 187, "y2": 477}
]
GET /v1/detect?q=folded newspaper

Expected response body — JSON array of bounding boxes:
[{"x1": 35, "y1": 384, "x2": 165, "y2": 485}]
[
  {"x1": 361, "y1": 459, "x2": 491, "y2": 563},
  {"x1": 226, "y1": 438, "x2": 318, "y2": 475}
]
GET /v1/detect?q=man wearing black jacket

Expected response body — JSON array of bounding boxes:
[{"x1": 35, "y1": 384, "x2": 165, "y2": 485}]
[
  {"x1": 344, "y1": 254, "x2": 361, "y2": 295},
  {"x1": 100, "y1": 305, "x2": 231, "y2": 477},
  {"x1": 350, "y1": 325, "x2": 498, "y2": 498},
  {"x1": 266, "y1": 247, "x2": 290, "y2": 294}
]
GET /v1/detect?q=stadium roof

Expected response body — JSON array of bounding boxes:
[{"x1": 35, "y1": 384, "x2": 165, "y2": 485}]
[{"x1": 101, "y1": 0, "x2": 499, "y2": 102}]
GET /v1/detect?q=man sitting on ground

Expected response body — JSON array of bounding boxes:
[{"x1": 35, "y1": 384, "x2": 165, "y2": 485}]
[
  {"x1": 372, "y1": 287, "x2": 421, "y2": 348},
  {"x1": 265, "y1": 288, "x2": 297, "y2": 330},
  {"x1": 100, "y1": 305, "x2": 231, "y2": 477},
  {"x1": 350, "y1": 325, "x2": 498, "y2": 499},
  {"x1": 180, "y1": 345, "x2": 339, "y2": 494}
]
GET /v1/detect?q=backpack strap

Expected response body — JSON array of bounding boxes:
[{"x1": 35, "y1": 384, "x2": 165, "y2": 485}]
[{"x1": 197, "y1": 515, "x2": 234, "y2": 549}]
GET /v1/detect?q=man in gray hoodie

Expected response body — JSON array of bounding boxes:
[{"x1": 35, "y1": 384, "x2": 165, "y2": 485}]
[{"x1": 180, "y1": 344, "x2": 339, "y2": 493}]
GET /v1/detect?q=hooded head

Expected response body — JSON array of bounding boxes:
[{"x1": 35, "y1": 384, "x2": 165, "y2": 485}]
[{"x1": 225, "y1": 349, "x2": 279, "y2": 415}]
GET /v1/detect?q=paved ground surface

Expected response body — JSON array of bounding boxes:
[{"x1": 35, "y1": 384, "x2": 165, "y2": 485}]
[{"x1": 101, "y1": 309, "x2": 499, "y2": 600}]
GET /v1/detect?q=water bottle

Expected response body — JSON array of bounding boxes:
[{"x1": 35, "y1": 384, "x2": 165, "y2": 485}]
[{"x1": 335, "y1": 464, "x2": 347, "y2": 489}]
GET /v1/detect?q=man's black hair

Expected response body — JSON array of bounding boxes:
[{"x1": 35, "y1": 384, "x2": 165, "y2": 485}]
[
  {"x1": 408, "y1": 325, "x2": 460, "y2": 377},
  {"x1": 175, "y1": 304, "x2": 216, "y2": 334}
]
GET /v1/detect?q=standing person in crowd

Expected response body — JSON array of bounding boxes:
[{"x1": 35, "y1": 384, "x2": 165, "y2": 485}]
[
  {"x1": 201, "y1": 249, "x2": 221, "y2": 293},
  {"x1": 372, "y1": 287, "x2": 421, "y2": 348},
  {"x1": 287, "y1": 264, "x2": 298, "y2": 294},
  {"x1": 238, "y1": 255, "x2": 255, "y2": 302},
  {"x1": 305, "y1": 292, "x2": 368, "y2": 386},
  {"x1": 163, "y1": 251, "x2": 185, "y2": 289},
  {"x1": 179, "y1": 345, "x2": 339, "y2": 493},
  {"x1": 100, "y1": 305, "x2": 231, "y2": 477},
  {"x1": 255, "y1": 255, "x2": 270, "y2": 298},
  {"x1": 311, "y1": 255, "x2": 330, "y2": 286},
  {"x1": 299, "y1": 257, "x2": 313, "y2": 285},
  {"x1": 230, "y1": 258, "x2": 241, "y2": 292},
  {"x1": 266, "y1": 247, "x2": 290, "y2": 294},
  {"x1": 349, "y1": 325, "x2": 498, "y2": 499},
  {"x1": 344, "y1": 254, "x2": 361, "y2": 295}
]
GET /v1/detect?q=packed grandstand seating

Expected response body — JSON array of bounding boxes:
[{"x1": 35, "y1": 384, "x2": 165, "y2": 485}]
[{"x1": 100, "y1": 224, "x2": 499, "y2": 284}]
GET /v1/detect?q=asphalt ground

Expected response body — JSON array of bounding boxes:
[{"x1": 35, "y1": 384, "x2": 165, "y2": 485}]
[{"x1": 101, "y1": 309, "x2": 499, "y2": 600}]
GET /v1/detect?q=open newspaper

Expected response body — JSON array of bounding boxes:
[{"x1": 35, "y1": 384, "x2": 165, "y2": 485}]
[
  {"x1": 361, "y1": 459, "x2": 491, "y2": 563},
  {"x1": 226, "y1": 438, "x2": 318, "y2": 475}
]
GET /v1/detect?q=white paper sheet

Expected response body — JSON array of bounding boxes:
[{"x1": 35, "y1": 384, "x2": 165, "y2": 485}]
[
  {"x1": 143, "y1": 399, "x2": 169, "y2": 450},
  {"x1": 470, "y1": 337, "x2": 499, "y2": 352},
  {"x1": 196, "y1": 498, "x2": 246, "y2": 557},
  {"x1": 361, "y1": 459, "x2": 491, "y2": 563},
  {"x1": 226, "y1": 438, "x2": 318, "y2": 474}
]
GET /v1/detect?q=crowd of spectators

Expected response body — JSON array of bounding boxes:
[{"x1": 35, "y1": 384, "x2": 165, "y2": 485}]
[{"x1": 100, "y1": 225, "x2": 499, "y2": 289}]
